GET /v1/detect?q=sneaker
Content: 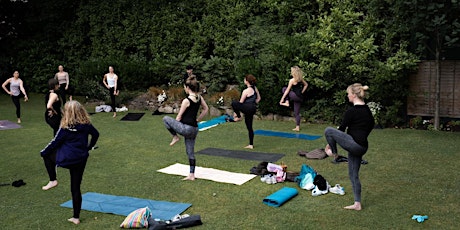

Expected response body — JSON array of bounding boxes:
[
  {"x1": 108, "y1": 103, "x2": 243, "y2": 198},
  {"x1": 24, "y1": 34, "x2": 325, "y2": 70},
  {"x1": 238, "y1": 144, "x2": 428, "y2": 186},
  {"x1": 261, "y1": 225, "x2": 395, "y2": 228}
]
[
  {"x1": 329, "y1": 184, "x2": 345, "y2": 195},
  {"x1": 266, "y1": 175, "x2": 277, "y2": 184},
  {"x1": 260, "y1": 174, "x2": 269, "y2": 183}
]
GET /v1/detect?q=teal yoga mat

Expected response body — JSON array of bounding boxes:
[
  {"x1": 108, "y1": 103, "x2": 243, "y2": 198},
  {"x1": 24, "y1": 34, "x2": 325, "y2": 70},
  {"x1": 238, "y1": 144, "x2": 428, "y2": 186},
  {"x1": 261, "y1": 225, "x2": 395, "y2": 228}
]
[
  {"x1": 263, "y1": 187, "x2": 298, "y2": 207},
  {"x1": 198, "y1": 114, "x2": 233, "y2": 131},
  {"x1": 60, "y1": 192, "x2": 191, "y2": 220},
  {"x1": 254, "y1": 130, "x2": 321, "y2": 140}
]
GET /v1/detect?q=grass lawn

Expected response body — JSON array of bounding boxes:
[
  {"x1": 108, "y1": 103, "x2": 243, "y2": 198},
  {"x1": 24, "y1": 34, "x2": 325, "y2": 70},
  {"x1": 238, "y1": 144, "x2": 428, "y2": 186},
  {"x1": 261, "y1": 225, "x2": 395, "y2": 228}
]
[{"x1": 1, "y1": 93, "x2": 459, "y2": 229}]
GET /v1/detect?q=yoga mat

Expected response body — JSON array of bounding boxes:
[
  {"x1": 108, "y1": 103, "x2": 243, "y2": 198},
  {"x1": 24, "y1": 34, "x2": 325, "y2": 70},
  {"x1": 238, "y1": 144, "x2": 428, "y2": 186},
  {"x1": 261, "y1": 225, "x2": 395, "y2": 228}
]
[
  {"x1": 254, "y1": 130, "x2": 321, "y2": 140},
  {"x1": 0, "y1": 120, "x2": 21, "y2": 130},
  {"x1": 60, "y1": 192, "x2": 191, "y2": 220},
  {"x1": 198, "y1": 114, "x2": 233, "y2": 131},
  {"x1": 263, "y1": 187, "x2": 299, "y2": 207},
  {"x1": 196, "y1": 148, "x2": 284, "y2": 162},
  {"x1": 120, "y1": 113, "x2": 145, "y2": 121},
  {"x1": 157, "y1": 163, "x2": 256, "y2": 185}
]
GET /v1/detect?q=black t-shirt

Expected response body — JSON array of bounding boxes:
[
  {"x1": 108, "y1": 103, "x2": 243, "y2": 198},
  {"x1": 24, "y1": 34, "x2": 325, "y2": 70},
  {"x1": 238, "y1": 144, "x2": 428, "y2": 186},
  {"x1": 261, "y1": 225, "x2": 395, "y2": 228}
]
[
  {"x1": 338, "y1": 104, "x2": 374, "y2": 147},
  {"x1": 180, "y1": 96, "x2": 201, "y2": 127}
]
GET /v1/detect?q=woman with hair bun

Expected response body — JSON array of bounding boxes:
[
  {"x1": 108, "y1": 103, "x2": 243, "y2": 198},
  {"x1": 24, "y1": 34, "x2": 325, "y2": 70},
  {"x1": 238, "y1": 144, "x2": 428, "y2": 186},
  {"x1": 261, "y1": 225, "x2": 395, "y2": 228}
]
[
  {"x1": 324, "y1": 83, "x2": 374, "y2": 211},
  {"x1": 163, "y1": 75, "x2": 209, "y2": 181},
  {"x1": 231, "y1": 74, "x2": 261, "y2": 149}
]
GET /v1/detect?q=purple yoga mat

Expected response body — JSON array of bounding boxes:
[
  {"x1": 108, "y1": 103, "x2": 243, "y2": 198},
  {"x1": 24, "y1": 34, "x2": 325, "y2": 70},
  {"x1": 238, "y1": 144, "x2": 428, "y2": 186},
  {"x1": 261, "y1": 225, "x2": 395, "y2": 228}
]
[{"x1": 0, "y1": 120, "x2": 22, "y2": 130}]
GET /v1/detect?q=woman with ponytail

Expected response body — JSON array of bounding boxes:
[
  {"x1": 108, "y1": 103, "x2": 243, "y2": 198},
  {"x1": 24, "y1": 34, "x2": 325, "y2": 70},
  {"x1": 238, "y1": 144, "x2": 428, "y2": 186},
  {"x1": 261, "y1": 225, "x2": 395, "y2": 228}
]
[
  {"x1": 324, "y1": 83, "x2": 374, "y2": 211},
  {"x1": 163, "y1": 75, "x2": 209, "y2": 181}
]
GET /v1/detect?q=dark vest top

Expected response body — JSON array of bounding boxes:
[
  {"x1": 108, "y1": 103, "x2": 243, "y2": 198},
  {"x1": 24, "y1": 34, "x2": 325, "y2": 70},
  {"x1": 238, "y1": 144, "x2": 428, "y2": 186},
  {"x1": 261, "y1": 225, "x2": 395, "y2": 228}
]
[
  {"x1": 45, "y1": 92, "x2": 61, "y2": 114},
  {"x1": 244, "y1": 86, "x2": 257, "y2": 104},
  {"x1": 180, "y1": 96, "x2": 201, "y2": 127}
]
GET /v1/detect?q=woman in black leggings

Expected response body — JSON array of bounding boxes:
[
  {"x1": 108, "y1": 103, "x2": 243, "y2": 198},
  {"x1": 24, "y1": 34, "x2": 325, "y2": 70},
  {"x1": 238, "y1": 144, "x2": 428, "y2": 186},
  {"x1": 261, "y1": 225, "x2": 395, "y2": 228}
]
[
  {"x1": 231, "y1": 74, "x2": 261, "y2": 149},
  {"x1": 42, "y1": 78, "x2": 62, "y2": 190}
]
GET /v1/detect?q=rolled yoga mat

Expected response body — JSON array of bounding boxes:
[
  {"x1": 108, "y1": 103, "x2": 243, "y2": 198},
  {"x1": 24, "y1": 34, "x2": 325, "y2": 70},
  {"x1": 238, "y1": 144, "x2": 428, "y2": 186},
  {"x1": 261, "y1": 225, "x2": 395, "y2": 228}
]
[{"x1": 263, "y1": 187, "x2": 299, "y2": 207}]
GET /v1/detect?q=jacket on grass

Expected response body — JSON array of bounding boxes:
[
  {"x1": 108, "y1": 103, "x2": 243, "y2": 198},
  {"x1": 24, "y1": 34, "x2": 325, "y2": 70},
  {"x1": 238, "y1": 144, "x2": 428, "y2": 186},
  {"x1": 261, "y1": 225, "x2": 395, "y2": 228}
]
[{"x1": 41, "y1": 124, "x2": 99, "y2": 167}]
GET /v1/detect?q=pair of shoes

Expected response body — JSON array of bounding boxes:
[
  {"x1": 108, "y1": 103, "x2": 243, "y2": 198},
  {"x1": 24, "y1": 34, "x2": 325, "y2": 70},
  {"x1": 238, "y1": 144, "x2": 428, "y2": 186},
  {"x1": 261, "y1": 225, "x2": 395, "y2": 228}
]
[
  {"x1": 331, "y1": 155, "x2": 348, "y2": 164},
  {"x1": 311, "y1": 185, "x2": 328, "y2": 196},
  {"x1": 260, "y1": 174, "x2": 270, "y2": 182},
  {"x1": 329, "y1": 184, "x2": 345, "y2": 195},
  {"x1": 262, "y1": 175, "x2": 277, "y2": 184}
]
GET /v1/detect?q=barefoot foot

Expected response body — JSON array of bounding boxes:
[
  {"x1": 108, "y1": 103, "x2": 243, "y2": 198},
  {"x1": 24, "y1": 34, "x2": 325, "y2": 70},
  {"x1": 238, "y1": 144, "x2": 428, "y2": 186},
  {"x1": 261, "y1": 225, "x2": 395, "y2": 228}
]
[
  {"x1": 325, "y1": 144, "x2": 334, "y2": 157},
  {"x1": 292, "y1": 127, "x2": 300, "y2": 132},
  {"x1": 182, "y1": 175, "x2": 195, "y2": 181},
  {"x1": 113, "y1": 112, "x2": 117, "y2": 118},
  {"x1": 279, "y1": 101, "x2": 289, "y2": 107},
  {"x1": 67, "y1": 217, "x2": 80, "y2": 225},
  {"x1": 344, "y1": 203, "x2": 362, "y2": 211},
  {"x1": 42, "y1": 180, "x2": 58, "y2": 190},
  {"x1": 169, "y1": 136, "x2": 180, "y2": 146},
  {"x1": 244, "y1": 145, "x2": 254, "y2": 149}
]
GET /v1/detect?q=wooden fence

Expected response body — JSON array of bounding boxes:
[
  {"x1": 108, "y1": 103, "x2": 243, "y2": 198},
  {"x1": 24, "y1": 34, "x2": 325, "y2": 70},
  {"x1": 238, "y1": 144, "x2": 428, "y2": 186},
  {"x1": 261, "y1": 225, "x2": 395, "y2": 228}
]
[{"x1": 407, "y1": 60, "x2": 460, "y2": 118}]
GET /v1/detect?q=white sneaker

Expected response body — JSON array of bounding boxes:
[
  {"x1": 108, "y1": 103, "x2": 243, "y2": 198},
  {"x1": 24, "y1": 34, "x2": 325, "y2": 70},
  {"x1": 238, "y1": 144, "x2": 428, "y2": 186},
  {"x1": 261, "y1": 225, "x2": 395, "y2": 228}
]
[
  {"x1": 260, "y1": 175, "x2": 269, "y2": 182},
  {"x1": 329, "y1": 184, "x2": 345, "y2": 195}
]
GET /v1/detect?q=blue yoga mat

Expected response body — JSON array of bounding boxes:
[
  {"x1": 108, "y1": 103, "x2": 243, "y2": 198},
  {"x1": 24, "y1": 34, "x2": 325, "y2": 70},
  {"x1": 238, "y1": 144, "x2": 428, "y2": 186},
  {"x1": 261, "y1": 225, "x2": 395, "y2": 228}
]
[
  {"x1": 254, "y1": 130, "x2": 321, "y2": 140},
  {"x1": 263, "y1": 187, "x2": 299, "y2": 207},
  {"x1": 198, "y1": 114, "x2": 233, "y2": 131},
  {"x1": 60, "y1": 192, "x2": 191, "y2": 220}
]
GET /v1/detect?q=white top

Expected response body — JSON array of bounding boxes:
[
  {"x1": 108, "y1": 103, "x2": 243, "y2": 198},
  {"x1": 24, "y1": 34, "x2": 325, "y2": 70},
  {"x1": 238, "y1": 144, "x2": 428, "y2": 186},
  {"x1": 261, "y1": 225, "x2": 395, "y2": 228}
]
[
  {"x1": 106, "y1": 74, "x2": 117, "y2": 87},
  {"x1": 10, "y1": 78, "x2": 21, "y2": 96}
]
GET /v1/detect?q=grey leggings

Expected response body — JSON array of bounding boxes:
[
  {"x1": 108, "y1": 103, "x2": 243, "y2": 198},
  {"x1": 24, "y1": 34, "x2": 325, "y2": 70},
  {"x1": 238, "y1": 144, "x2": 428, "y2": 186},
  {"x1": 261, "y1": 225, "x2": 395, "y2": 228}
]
[
  {"x1": 163, "y1": 116, "x2": 198, "y2": 173},
  {"x1": 281, "y1": 87, "x2": 303, "y2": 126},
  {"x1": 324, "y1": 127, "x2": 367, "y2": 202}
]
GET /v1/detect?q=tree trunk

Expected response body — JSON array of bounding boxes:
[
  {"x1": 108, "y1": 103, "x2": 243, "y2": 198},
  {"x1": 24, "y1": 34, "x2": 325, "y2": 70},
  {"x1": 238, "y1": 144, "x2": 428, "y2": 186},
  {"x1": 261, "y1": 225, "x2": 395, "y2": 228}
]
[{"x1": 434, "y1": 46, "x2": 440, "y2": 130}]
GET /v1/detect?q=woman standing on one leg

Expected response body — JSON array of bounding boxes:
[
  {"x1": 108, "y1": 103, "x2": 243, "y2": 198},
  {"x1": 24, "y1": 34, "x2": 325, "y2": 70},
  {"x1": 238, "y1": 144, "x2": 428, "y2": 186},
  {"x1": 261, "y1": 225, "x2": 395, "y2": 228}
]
[
  {"x1": 163, "y1": 75, "x2": 209, "y2": 181},
  {"x1": 324, "y1": 83, "x2": 374, "y2": 211},
  {"x1": 279, "y1": 66, "x2": 308, "y2": 131},
  {"x1": 2, "y1": 70, "x2": 28, "y2": 123},
  {"x1": 231, "y1": 74, "x2": 261, "y2": 149},
  {"x1": 42, "y1": 78, "x2": 62, "y2": 190},
  {"x1": 55, "y1": 65, "x2": 73, "y2": 104},
  {"x1": 41, "y1": 101, "x2": 99, "y2": 224},
  {"x1": 102, "y1": 66, "x2": 119, "y2": 118}
]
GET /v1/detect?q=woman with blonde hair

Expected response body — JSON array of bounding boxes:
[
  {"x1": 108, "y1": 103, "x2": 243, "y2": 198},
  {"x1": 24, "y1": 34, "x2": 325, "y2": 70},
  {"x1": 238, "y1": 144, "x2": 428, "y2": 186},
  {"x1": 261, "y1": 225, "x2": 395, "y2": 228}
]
[
  {"x1": 279, "y1": 66, "x2": 308, "y2": 131},
  {"x1": 324, "y1": 83, "x2": 374, "y2": 211},
  {"x1": 41, "y1": 100, "x2": 99, "y2": 224}
]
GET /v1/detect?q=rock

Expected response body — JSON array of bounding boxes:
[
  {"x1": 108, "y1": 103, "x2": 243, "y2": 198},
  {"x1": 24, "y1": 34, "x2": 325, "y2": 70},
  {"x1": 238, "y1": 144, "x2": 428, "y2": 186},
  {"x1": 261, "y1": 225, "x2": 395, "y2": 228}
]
[{"x1": 210, "y1": 106, "x2": 222, "y2": 117}]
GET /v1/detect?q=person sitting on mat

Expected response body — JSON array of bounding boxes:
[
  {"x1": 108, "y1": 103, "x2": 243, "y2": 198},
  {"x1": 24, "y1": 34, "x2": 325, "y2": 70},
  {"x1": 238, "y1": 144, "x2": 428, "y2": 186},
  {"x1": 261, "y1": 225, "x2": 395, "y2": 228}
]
[
  {"x1": 279, "y1": 66, "x2": 308, "y2": 131},
  {"x1": 231, "y1": 74, "x2": 261, "y2": 149},
  {"x1": 163, "y1": 75, "x2": 209, "y2": 181},
  {"x1": 42, "y1": 78, "x2": 62, "y2": 191},
  {"x1": 41, "y1": 100, "x2": 99, "y2": 224},
  {"x1": 324, "y1": 83, "x2": 374, "y2": 211}
]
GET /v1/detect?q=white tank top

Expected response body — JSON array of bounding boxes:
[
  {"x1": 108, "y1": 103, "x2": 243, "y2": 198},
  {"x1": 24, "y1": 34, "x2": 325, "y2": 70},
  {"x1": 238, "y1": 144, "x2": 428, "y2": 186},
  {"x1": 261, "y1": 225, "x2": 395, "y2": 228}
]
[{"x1": 106, "y1": 74, "x2": 117, "y2": 87}]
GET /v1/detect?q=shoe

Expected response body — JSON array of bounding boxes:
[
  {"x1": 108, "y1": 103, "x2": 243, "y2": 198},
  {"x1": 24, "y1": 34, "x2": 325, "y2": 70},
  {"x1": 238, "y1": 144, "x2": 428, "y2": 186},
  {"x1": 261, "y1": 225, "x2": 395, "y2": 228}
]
[
  {"x1": 260, "y1": 174, "x2": 269, "y2": 183},
  {"x1": 297, "y1": 150, "x2": 308, "y2": 156},
  {"x1": 266, "y1": 175, "x2": 277, "y2": 184},
  {"x1": 329, "y1": 184, "x2": 345, "y2": 195},
  {"x1": 312, "y1": 185, "x2": 328, "y2": 196},
  {"x1": 331, "y1": 155, "x2": 348, "y2": 164}
]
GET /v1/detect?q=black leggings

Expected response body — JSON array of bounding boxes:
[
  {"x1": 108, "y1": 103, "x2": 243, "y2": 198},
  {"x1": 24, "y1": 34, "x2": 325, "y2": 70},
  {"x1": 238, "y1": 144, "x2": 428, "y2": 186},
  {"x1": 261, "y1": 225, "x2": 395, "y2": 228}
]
[
  {"x1": 109, "y1": 87, "x2": 116, "y2": 111},
  {"x1": 11, "y1": 95, "x2": 21, "y2": 118},
  {"x1": 232, "y1": 101, "x2": 257, "y2": 145},
  {"x1": 58, "y1": 83, "x2": 74, "y2": 105},
  {"x1": 68, "y1": 159, "x2": 87, "y2": 219},
  {"x1": 43, "y1": 113, "x2": 61, "y2": 181}
]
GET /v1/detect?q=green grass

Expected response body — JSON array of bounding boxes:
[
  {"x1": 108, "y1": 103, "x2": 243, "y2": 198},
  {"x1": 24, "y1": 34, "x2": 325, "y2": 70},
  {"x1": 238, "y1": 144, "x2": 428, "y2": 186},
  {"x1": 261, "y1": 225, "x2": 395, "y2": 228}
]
[{"x1": 1, "y1": 93, "x2": 459, "y2": 229}]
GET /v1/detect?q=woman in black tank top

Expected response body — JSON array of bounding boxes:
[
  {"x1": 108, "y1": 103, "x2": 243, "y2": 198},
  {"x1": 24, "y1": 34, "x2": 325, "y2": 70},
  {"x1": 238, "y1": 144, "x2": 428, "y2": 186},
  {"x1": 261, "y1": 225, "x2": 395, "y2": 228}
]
[
  {"x1": 42, "y1": 78, "x2": 62, "y2": 191},
  {"x1": 163, "y1": 75, "x2": 209, "y2": 181}
]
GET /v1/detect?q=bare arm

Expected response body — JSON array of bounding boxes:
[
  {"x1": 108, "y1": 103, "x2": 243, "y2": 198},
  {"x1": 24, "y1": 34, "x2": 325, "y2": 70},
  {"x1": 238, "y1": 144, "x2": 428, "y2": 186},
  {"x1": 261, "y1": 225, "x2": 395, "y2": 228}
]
[
  {"x1": 113, "y1": 75, "x2": 118, "y2": 92},
  {"x1": 255, "y1": 87, "x2": 261, "y2": 104},
  {"x1": 176, "y1": 98, "x2": 190, "y2": 121},
  {"x1": 280, "y1": 79, "x2": 294, "y2": 103},
  {"x1": 197, "y1": 97, "x2": 209, "y2": 122},
  {"x1": 19, "y1": 79, "x2": 28, "y2": 101},
  {"x1": 239, "y1": 88, "x2": 250, "y2": 103},
  {"x1": 102, "y1": 74, "x2": 109, "y2": 89},
  {"x1": 46, "y1": 93, "x2": 58, "y2": 115},
  {"x1": 65, "y1": 72, "x2": 69, "y2": 89},
  {"x1": 2, "y1": 78, "x2": 11, "y2": 95},
  {"x1": 301, "y1": 79, "x2": 308, "y2": 94}
]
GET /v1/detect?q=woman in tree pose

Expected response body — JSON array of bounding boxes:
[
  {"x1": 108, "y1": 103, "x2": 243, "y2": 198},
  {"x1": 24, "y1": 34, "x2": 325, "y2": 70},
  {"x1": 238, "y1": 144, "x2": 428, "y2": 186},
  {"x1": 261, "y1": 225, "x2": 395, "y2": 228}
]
[
  {"x1": 324, "y1": 83, "x2": 374, "y2": 211},
  {"x1": 231, "y1": 74, "x2": 261, "y2": 149},
  {"x1": 279, "y1": 66, "x2": 308, "y2": 131},
  {"x1": 163, "y1": 75, "x2": 209, "y2": 181},
  {"x1": 41, "y1": 100, "x2": 99, "y2": 224},
  {"x1": 102, "y1": 66, "x2": 119, "y2": 118},
  {"x1": 41, "y1": 78, "x2": 62, "y2": 191},
  {"x1": 55, "y1": 65, "x2": 73, "y2": 104},
  {"x1": 2, "y1": 70, "x2": 28, "y2": 123}
]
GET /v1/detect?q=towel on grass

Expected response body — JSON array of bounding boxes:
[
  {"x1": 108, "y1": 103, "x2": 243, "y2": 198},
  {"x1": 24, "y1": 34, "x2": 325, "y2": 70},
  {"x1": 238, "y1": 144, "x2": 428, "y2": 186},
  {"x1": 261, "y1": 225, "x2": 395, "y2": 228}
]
[
  {"x1": 60, "y1": 192, "x2": 191, "y2": 221},
  {"x1": 0, "y1": 120, "x2": 21, "y2": 130},
  {"x1": 157, "y1": 163, "x2": 256, "y2": 185},
  {"x1": 263, "y1": 187, "x2": 298, "y2": 207}
]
